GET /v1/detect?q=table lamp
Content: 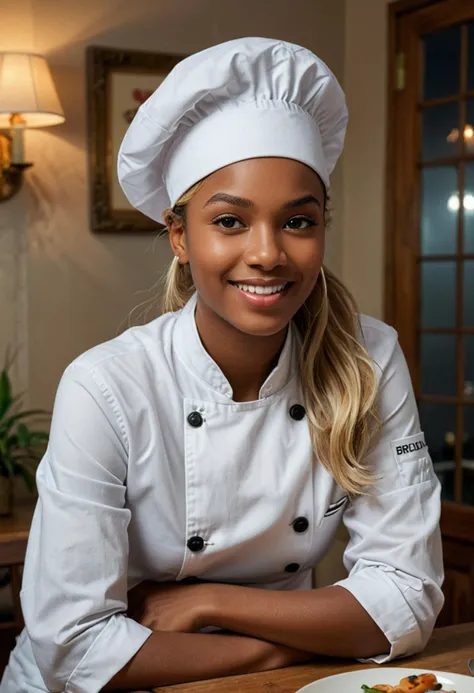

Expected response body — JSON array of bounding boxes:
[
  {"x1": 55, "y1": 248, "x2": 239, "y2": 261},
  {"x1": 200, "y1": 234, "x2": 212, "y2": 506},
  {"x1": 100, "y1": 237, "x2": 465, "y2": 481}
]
[{"x1": 0, "y1": 52, "x2": 65, "y2": 202}]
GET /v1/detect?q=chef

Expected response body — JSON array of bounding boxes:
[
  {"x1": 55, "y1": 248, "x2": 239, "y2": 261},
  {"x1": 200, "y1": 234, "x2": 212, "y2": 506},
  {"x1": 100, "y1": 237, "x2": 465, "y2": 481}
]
[{"x1": 1, "y1": 37, "x2": 444, "y2": 693}]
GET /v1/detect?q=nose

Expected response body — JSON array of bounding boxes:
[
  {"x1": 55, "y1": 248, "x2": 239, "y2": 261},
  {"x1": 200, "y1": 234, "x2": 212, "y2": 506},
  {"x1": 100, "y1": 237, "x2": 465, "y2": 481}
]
[{"x1": 244, "y1": 223, "x2": 287, "y2": 271}]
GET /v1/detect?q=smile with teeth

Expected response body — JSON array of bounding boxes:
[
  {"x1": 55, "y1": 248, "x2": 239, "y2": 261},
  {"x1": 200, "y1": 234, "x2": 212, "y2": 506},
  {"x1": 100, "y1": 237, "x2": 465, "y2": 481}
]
[{"x1": 231, "y1": 282, "x2": 289, "y2": 295}]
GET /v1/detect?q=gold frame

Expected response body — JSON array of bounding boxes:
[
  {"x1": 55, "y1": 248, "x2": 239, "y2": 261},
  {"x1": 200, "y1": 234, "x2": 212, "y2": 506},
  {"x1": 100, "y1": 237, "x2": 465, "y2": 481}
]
[{"x1": 86, "y1": 46, "x2": 185, "y2": 233}]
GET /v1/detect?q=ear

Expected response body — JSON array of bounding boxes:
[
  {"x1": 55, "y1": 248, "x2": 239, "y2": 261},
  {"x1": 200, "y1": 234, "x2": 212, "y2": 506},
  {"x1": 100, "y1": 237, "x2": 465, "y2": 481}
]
[{"x1": 168, "y1": 219, "x2": 189, "y2": 265}]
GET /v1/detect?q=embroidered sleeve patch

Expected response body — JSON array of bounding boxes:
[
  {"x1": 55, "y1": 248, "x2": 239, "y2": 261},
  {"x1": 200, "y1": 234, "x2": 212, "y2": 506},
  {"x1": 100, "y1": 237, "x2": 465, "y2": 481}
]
[{"x1": 390, "y1": 432, "x2": 432, "y2": 486}]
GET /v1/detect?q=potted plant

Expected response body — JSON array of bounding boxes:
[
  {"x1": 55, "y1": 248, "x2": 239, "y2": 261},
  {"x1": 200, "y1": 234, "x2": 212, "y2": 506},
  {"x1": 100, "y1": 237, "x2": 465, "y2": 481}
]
[{"x1": 0, "y1": 349, "x2": 50, "y2": 516}]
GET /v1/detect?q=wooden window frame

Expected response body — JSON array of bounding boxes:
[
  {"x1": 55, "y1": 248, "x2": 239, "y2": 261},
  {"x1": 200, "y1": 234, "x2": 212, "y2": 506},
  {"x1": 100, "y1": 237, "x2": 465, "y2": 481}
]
[{"x1": 386, "y1": 0, "x2": 474, "y2": 535}]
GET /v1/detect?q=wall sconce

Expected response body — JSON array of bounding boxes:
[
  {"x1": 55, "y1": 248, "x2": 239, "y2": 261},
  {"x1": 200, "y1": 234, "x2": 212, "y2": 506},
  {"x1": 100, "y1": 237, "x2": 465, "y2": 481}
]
[{"x1": 0, "y1": 53, "x2": 65, "y2": 202}]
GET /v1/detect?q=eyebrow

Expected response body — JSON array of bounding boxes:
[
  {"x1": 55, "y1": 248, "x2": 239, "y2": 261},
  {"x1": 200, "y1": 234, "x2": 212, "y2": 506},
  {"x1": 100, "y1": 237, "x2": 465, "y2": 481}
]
[
  {"x1": 204, "y1": 193, "x2": 322, "y2": 209},
  {"x1": 204, "y1": 193, "x2": 253, "y2": 208},
  {"x1": 284, "y1": 195, "x2": 321, "y2": 209}
]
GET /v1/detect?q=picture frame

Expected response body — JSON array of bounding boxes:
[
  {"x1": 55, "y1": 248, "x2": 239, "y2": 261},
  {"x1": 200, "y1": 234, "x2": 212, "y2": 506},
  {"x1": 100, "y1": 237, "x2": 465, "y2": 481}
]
[{"x1": 87, "y1": 46, "x2": 185, "y2": 233}]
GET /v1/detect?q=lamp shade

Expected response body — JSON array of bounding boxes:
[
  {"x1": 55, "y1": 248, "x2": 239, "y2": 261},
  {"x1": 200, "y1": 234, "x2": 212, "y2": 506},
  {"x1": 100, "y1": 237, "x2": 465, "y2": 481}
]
[{"x1": 0, "y1": 53, "x2": 65, "y2": 128}]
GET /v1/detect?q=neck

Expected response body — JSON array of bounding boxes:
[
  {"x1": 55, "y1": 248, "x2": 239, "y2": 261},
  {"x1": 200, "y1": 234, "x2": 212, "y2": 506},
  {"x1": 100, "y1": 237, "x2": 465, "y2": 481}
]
[{"x1": 194, "y1": 298, "x2": 287, "y2": 402}]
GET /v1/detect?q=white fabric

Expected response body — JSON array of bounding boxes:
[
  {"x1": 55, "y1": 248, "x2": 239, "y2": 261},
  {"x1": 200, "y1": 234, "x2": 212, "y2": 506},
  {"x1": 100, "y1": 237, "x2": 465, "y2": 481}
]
[
  {"x1": 118, "y1": 37, "x2": 348, "y2": 222},
  {"x1": 0, "y1": 296, "x2": 443, "y2": 693}
]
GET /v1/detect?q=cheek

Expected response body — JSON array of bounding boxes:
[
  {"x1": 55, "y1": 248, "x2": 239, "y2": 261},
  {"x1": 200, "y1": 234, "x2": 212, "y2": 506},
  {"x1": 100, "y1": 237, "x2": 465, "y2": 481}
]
[
  {"x1": 312, "y1": 233, "x2": 326, "y2": 264},
  {"x1": 293, "y1": 233, "x2": 325, "y2": 277},
  {"x1": 186, "y1": 233, "x2": 237, "y2": 283}
]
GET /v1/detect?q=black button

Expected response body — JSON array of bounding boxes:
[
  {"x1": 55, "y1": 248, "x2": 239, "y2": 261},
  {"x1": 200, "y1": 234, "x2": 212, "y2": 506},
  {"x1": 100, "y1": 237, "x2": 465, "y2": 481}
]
[
  {"x1": 289, "y1": 404, "x2": 306, "y2": 421},
  {"x1": 187, "y1": 536, "x2": 205, "y2": 552},
  {"x1": 292, "y1": 517, "x2": 309, "y2": 533},
  {"x1": 285, "y1": 563, "x2": 300, "y2": 573},
  {"x1": 187, "y1": 411, "x2": 203, "y2": 428}
]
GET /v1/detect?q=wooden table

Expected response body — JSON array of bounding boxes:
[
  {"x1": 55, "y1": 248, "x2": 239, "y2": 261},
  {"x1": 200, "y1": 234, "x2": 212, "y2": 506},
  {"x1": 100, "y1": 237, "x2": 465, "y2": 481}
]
[
  {"x1": 151, "y1": 623, "x2": 474, "y2": 692},
  {"x1": 0, "y1": 500, "x2": 36, "y2": 630}
]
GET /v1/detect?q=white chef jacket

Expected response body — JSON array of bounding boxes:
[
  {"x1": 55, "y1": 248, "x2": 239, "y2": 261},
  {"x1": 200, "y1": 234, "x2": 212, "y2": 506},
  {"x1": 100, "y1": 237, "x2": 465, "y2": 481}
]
[{"x1": 1, "y1": 293, "x2": 444, "y2": 693}]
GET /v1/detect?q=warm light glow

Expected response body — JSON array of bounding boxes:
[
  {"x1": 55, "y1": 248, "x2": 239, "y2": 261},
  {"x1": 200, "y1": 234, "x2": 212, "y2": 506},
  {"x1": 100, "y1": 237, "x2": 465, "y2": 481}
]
[
  {"x1": 446, "y1": 125, "x2": 474, "y2": 143},
  {"x1": 465, "y1": 194, "x2": 474, "y2": 211},
  {"x1": 448, "y1": 194, "x2": 460, "y2": 211},
  {"x1": 0, "y1": 53, "x2": 65, "y2": 128},
  {"x1": 447, "y1": 192, "x2": 474, "y2": 212},
  {"x1": 445, "y1": 432, "x2": 455, "y2": 446}
]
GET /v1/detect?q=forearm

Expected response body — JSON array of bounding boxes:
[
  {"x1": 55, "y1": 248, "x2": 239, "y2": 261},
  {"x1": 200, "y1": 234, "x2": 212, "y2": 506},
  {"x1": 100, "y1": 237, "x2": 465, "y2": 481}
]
[
  {"x1": 209, "y1": 585, "x2": 390, "y2": 659},
  {"x1": 102, "y1": 630, "x2": 312, "y2": 691}
]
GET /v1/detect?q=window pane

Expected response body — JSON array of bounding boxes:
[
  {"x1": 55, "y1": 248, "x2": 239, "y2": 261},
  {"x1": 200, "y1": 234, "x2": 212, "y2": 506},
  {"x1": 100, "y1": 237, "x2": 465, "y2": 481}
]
[
  {"x1": 421, "y1": 167, "x2": 458, "y2": 255},
  {"x1": 422, "y1": 103, "x2": 460, "y2": 161},
  {"x1": 469, "y1": 23, "x2": 474, "y2": 91},
  {"x1": 420, "y1": 261, "x2": 457, "y2": 328},
  {"x1": 465, "y1": 161, "x2": 474, "y2": 253},
  {"x1": 463, "y1": 406, "x2": 474, "y2": 506},
  {"x1": 420, "y1": 334, "x2": 456, "y2": 396},
  {"x1": 424, "y1": 25, "x2": 461, "y2": 100},
  {"x1": 420, "y1": 402, "x2": 456, "y2": 501},
  {"x1": 464, "y1": 260, "x2": 474, "y2": 326}
]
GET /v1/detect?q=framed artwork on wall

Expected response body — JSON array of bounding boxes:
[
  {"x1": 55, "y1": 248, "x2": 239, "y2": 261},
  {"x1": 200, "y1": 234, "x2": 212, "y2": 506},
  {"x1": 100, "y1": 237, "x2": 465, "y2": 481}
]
[{"x1": 87, "y1": 46, "x2": 185, "y2": 233}]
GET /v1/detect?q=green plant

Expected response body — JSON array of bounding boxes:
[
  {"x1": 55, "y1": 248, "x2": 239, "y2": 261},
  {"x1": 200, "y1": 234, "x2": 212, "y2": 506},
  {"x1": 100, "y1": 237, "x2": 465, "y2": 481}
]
[{"x1": 0, "y1": 348, "x2": 50, "y2": 493}]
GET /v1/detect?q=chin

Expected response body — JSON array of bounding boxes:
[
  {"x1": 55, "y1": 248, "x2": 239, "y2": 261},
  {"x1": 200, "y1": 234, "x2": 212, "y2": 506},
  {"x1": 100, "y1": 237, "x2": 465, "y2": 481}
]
[{"x1": 229, "y1": 315, "x2": 292, "y2": 338}]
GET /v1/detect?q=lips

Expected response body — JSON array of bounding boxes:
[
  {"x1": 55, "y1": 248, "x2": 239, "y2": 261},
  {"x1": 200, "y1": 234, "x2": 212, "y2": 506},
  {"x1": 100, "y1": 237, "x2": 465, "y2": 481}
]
[{"x1": 228, "y1": 280, "x2": 293, "y2": 307}]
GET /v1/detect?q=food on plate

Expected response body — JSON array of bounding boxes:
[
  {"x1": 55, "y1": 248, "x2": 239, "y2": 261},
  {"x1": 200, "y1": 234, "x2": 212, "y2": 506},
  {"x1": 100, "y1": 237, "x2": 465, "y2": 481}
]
[{"x1": 361, "y1": 673, "x2": 455, "y2": 693}]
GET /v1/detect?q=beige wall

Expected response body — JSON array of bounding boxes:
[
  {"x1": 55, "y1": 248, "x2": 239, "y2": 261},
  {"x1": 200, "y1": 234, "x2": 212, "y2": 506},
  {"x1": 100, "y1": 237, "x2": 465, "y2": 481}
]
[
  {"x1": 342, "y1": 0, "x2": 392, "y2": 320},
  {"x1": 1, "y1": 0, "x2": 346, "y2": 411},
  {"x1": 0, "y1": 0, "x2": 35, "y2": 396}
]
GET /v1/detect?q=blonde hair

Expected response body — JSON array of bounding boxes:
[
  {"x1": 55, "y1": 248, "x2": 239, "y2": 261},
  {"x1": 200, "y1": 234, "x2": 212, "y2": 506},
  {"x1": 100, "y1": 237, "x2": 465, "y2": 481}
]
[{"x1": 162, "y1": 183, "x2": 379, "y2": 495}]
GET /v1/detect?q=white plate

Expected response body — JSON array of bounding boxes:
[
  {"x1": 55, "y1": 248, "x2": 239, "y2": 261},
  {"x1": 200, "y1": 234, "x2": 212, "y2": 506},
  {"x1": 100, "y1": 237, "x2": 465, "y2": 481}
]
[{"x1": 296, "y1": 667, "x2": 472, "y2": 693}]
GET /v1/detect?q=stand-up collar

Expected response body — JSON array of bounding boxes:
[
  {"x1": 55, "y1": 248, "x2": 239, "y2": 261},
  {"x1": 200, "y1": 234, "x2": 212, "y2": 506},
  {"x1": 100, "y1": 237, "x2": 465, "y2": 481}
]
[{"x1": 173, "y1": 293, "x2": 299, "y2": 400}]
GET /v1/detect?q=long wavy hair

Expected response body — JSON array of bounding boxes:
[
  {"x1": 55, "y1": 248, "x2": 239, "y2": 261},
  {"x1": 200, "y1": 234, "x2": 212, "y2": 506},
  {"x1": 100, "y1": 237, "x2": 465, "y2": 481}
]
[{"x1": 162, "y1": 181, "x2": 379, "y2": 495}]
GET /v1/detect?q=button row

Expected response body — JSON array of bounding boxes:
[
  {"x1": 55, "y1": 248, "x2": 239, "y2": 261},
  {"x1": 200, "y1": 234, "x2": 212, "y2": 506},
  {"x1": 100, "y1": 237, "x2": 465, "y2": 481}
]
[
  {"x1": 185, "y1": 407, "x2": 307, "y2": 572},
  {"x1": 187, "y1": 405, "x2": 306, "y2": 428}
]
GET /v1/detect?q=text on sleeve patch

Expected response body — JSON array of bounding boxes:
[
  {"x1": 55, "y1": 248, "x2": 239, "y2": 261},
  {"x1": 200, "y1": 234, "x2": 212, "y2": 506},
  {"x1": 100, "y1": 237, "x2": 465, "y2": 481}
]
[{"x1": 390, "y1": 432, "x2": 433, "y2": 486}]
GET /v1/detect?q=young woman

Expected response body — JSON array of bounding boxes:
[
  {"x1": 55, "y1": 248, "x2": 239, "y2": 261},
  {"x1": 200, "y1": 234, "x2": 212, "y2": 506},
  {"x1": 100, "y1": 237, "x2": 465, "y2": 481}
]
[{"x1": 1, "y1": 37, "x2": 443, "y2": 693}]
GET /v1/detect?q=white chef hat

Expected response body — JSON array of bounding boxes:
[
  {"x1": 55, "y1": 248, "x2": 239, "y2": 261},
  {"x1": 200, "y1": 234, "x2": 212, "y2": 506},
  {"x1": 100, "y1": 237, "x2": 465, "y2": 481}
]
[{"x1": 118, "y1": 37, "x2": 348, "y2": 223}]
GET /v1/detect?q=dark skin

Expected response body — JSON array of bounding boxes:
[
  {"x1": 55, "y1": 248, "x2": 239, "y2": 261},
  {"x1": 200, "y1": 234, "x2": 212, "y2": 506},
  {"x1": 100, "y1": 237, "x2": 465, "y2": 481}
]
[{"x1": 104, "y1": 158, "x2": 388, "y2": 691}]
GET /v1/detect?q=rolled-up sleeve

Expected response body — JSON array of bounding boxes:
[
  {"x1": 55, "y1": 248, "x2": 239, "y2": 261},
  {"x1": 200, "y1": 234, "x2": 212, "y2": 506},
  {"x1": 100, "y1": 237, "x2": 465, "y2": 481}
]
[
  {"x1": 335, "y1": 334, "x2": 444, "y2": 662},
  {"x1": 20, "y1": 363, "x2": 152, "y2": 693}
]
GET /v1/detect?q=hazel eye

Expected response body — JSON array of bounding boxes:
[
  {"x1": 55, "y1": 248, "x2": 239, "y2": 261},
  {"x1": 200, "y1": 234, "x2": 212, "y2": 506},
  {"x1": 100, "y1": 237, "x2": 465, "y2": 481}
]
[
  {"x1": 284, "y1": 216, "x2": 316, "y2": 230},
  {"x1": 214, "y1": 215, "x2": 244, "y2": 230}
]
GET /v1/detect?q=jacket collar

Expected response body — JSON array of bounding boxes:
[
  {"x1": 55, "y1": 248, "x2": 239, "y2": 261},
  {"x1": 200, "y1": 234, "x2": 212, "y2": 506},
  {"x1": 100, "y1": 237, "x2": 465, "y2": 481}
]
[{"x1": 173, "y1": 293, "x2": 299, "y2": 400}]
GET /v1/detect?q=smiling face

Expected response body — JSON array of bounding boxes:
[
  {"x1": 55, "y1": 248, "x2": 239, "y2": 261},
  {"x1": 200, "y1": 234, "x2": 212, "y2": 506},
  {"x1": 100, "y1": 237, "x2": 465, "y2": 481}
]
[{"x1": 169, "y1": 157, "x2": 326, "y2": 338}]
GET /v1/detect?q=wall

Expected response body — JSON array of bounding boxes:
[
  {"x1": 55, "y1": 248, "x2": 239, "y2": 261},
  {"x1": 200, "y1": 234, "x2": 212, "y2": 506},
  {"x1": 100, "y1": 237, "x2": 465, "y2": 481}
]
[
  {"x1": 0, "y1": 0, "x2": 346, "y2": 412},
  {"x1": 0, "y1": 0, "x2": 34, "y2": 396},
  {"x1": 342, "y1": 0, "x2": 392, "y2": 320}
]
